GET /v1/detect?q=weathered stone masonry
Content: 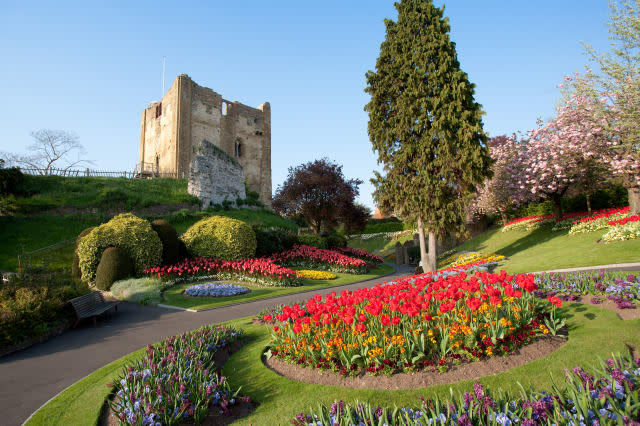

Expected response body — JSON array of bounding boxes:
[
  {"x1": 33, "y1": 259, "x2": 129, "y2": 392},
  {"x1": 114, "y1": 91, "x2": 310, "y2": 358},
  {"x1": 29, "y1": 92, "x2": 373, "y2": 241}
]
[{"x1": 139, "y1": 74, "x2": 272, "y2": 207}]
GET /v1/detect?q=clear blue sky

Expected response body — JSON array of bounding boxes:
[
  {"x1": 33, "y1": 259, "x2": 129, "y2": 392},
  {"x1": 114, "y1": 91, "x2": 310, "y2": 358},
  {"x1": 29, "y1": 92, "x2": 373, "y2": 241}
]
[{"x1": 0, "y1": 1, "x2": 612, "y2": 209}]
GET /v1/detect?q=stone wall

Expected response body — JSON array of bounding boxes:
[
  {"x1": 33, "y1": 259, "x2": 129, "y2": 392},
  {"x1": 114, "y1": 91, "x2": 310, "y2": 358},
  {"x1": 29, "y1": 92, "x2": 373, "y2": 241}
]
[
  {"x1": 188, "y1": 140, "x2": 246, "y2": 209},
  {"x1": 140, "y1": 74, "x2": 272, "y2": 207}
]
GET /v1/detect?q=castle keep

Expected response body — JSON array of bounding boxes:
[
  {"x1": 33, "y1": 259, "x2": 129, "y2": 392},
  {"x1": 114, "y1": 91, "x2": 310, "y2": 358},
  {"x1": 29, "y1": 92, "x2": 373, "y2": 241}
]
[{"x1": 139, "y1": 74, "x2": 272, "y2": 207}]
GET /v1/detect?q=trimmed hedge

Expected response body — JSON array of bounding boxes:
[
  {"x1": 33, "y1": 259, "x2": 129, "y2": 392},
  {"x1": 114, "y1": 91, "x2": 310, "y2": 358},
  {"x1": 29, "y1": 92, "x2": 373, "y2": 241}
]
[
  {"x1": 77, "y1": 213, "x2": 162, "y2": 283},
  {"x1": 181, "y1": 216, "x2": 257, "y2": 260},
  {"x1": 151, "y1": 219, "x2": 181, "y2": 265},
  {"x1": 254, "y1": 227, "x2": 297, "y2": 257},
  {"x1": 297, "y1": 234, "x2": 328, "y2": 249},
  {"x1": 94, "y1": 247, "x2": 134, "y2": 291},
  {"x1": 325, "y1": 233, "x2": 347, "y2": 248},
  {"x1": 71, "y1": 227, "x2": 95, "y2": 280}
]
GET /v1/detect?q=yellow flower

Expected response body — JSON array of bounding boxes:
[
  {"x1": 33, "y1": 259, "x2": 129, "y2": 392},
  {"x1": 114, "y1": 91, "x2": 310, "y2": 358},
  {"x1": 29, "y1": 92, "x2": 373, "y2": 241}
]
[{"x1": 296, "y1": 270, "x2": 337, "y2": 280}]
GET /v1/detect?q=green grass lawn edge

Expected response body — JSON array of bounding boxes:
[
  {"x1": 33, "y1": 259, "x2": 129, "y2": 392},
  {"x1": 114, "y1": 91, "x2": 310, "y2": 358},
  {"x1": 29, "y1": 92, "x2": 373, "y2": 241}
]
[
  {"x1": 26, "y1": 303, "x2": 640, "y2": 426},
  {"x1": 160, "y1": 264, "x2": 395, "y2": 311}
]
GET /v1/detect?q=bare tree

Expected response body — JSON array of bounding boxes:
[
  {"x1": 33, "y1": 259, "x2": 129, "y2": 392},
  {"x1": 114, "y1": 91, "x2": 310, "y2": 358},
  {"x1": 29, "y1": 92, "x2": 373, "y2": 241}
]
[{"x1": 10, "y1": 129, "x2": 90, "y2": 175}]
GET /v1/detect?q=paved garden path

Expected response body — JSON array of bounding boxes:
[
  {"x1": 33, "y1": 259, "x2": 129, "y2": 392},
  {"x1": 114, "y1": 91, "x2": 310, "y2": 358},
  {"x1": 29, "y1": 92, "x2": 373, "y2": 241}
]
[
  {"x1": 4, "y1": 261, "x2": 640, "y2": 425},
  {"x1": 2, "y1": 264, "x2": 414, "y2": 426}
]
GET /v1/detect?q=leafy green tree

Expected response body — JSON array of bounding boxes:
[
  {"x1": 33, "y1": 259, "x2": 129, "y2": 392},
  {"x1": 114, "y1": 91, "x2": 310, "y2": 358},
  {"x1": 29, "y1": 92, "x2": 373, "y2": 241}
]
[{"x1": 365, "y1": 0, "x2": 492, "y2": 271}]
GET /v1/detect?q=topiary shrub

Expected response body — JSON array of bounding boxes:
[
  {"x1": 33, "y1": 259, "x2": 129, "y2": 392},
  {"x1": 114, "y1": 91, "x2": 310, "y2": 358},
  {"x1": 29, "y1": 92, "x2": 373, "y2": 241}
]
[
  {"x1": 71, "y1": 227, "x2": 95, "y2": 280},
  {"x1": 94, "y1": 247, "x2": 134, "y2": 291},
  {"x1": 181, "y1": 216, "x2": 257, "y2": 260},
  {"x1": 297, "y1": 233, "x2": 328, "y2": 249},
  {"x1": 325, "y1": 233, "x2": 347, "y2": 248},
  {"x1": 77, "y1": 213, "x2": 162, "y2": 283},
  {"x1": 151, "y1": 219, "x2": 180, "y2": 265},
  {"x1": 254, "y1": 227, "x2": 297, "y2": 257}
]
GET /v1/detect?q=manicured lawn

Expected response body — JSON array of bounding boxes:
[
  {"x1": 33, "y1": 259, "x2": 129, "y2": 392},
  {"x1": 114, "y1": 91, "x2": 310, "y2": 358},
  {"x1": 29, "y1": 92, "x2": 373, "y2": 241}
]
[
  {"x1": 347, "y1": 233, "x2": 414, "y2": 261},
  {"x1": 449, "y1": 226, "x2": 640, "y2": 273},
  {"x1": 26, "y1": 302, "x2": 640, "y2": 426},
  {"x1": 160, "y1": 264, "x2": 395, "y2": 311},
  {"x1": 0, "y1": 209, "x2": 297, "y2": 272}
]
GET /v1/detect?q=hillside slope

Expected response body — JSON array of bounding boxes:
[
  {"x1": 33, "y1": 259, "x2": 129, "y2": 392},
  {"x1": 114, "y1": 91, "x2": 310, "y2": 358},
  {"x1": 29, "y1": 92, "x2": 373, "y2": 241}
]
[{"x1": 453, "y1": 226, "x2": 640, "y2": 273}]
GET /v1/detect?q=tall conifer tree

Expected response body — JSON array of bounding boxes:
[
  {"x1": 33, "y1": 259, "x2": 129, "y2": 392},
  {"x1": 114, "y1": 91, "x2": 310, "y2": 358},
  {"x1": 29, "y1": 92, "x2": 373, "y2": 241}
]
[{"x1": 365, "y1": 0, "x2": 491, "y2": 271}]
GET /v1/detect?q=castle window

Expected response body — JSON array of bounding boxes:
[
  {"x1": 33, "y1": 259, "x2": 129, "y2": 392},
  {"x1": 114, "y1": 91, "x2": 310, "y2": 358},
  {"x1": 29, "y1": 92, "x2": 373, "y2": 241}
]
[
  {"x1": 222, "y1": 102, "x2": 229, "y2": 116},
  {"x1": 234, "y1": 141, "x2": 242, "y2": 157},
  {"x1": 155, "y1": 102, "x2": 162, "y2": 118}
]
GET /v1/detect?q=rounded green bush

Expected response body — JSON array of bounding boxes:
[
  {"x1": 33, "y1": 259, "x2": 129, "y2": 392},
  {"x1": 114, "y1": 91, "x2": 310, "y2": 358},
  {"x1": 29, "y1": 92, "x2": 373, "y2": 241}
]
[
  {"x1": 77, "y1": 213, "x2": 162, "y2": 282},
  {"x1": 297, "y1": 233, "x2": 328, "y2": 249},
  {"x1": 325, "y1": 234, "x2": 347, "y2": 248},
  {"x1": 181, "y1": 216, "x2": 257, "y2": 259},
  {"x1": 72, "y1": 227, "x2": 95, "y2": 280},
  {"x1": 151, "y1": 219, "x2": 180, "y2": 265},
  {"x1": 94, "y1": 247, "x2": 134, "y2": 291}
]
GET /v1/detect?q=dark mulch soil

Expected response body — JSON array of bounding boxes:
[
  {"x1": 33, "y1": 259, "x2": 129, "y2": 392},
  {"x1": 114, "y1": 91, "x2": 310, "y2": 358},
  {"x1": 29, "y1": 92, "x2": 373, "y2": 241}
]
[
  {"x1": 264, "y1": 331, "x2": 568, "y2": 390},
  {"x1": 101, "y1": 340, "x2": 257, "y2": 426}
]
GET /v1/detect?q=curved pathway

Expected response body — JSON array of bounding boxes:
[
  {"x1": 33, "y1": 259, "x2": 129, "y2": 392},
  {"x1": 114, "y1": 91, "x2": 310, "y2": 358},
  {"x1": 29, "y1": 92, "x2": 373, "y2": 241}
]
[
  {"x1": 1, "y1": 264, "x2": 414, "y2": 426},
  {"x1": 4, "y1": 262, "x2": 640, "y2": 425}
]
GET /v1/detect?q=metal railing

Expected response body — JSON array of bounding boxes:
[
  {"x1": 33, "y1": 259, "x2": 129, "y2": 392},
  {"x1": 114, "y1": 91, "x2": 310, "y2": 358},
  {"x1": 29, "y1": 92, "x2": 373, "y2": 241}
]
[{"x1": 18, "y1": 165, "x2": 178, "y2": 179}]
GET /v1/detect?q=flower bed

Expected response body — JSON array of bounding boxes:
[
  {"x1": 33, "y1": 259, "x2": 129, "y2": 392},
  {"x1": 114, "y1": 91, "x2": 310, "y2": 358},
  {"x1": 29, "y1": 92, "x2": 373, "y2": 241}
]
[
  {"x1": 501, "y1": 216, "x2": 541, "y2": 232},
  {"x1": 439, "y1": 251, "x2": 505, "y2": 269},
  {"x1": 292, "y1": 354, "x2": 640, "y2": 425},
  {"x1": 535, "y1": 270, "x2": 640, "y2": 309},
  {"x1": 602, "y1": 221, "x2": 640, "y2": 242},
  {"x1": 568, "y1": 206, "x2": 630, "y2": 235},
  {"x1": 269, "y1": 245, "x2": 369, "y2": 274},
  {"x1": 296, "y1": 270, "x2": 337, "y2": 280},
  {"x1": 267, "y1": 268, "x2": 564, "y2": 377},
  {"x1": 109, "y1": 325, "x2": 247, "y2": 425},
  {"x1": 184, "y1": 282, "x2": 250, "y2": 297},
  {"x1": 334, "y1": 247, "x2": 384, "y2": 264},
  {"x1": 145, "y1": 257, "x2": 300, "y2": 287},
  {"x1": 346, "y1": 230, "x2": 414, "y2": 241}
]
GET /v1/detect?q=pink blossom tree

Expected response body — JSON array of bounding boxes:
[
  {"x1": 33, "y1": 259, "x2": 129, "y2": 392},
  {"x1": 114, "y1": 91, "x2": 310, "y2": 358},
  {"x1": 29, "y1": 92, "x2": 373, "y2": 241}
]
[
  {"x1": 516, "y1": 93, "x2": 610, "y2": 221},
  {"x1": 472, "y1": 135, "x2": 527, "y2": 224}
]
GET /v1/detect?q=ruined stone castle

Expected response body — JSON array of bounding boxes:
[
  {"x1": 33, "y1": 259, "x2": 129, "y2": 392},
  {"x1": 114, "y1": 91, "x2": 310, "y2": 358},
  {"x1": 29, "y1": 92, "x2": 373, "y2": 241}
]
[{"x1": 138, "y1": 74, "x2": 272, "y2": 207}]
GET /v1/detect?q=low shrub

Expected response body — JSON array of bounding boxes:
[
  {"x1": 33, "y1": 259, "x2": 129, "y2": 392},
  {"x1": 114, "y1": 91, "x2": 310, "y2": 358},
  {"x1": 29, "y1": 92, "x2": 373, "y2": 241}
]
[
  {"x1": 110, "y1": 277, "x2": 165, "y2": 305},
  {"x1": 71, "y1": 227, "x2": 96, "y2": 280},
  {"x1": 0, "y1": 276, "x2": 89, "y2": 349},
  {"x1": 94, "y1": 247, "x2": 134, "y2": 291},
  {"x1": 0, "y1": 167, "x2": 25, "y2": 196},
  {"x1": 109, "y1": 325, "x2": 248, "y2": 425},
  {"x1": 325, "y1": 233, "x2": 347, "y2": 248},
  {"x1": 363, "y1": 221, "x2": 404, "y2": 234},
  {"x1": 181, "y1": 216, "x2": 257, "y2": 260},
  {"x1": 254, "y1": 227, "x2": 297, "y2": 257},
  {"x1": 77, "y1": 213, "x2": 162, "y2": 283},
  {"x1": 292, "y1": 354, "x2": 639, "y2": 425},
  {"x1": 297, "y1": 233, "x2": 328, "y2": 249},
  {"x1": 150, "y1": 219, "x2": 181, "y2": 265}
]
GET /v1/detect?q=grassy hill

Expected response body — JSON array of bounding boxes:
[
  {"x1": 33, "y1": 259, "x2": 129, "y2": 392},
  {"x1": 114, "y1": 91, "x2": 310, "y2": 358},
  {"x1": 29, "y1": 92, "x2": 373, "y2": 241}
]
[
  {"x1": 12, "y1": 175, "x2": 200, "y2": 214},
  {"x1": 0, "y1": 175, "x2": 298, "y2": 272},
  {"x1": 454, "y1": 226, "x2": 640, "y2": 273}
]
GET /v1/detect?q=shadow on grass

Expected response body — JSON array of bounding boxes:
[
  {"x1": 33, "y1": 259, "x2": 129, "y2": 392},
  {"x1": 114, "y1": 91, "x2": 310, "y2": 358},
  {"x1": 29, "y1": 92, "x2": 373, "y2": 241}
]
[{"x1": 494, "y1": 227, "x2": 569, "y2": 258}]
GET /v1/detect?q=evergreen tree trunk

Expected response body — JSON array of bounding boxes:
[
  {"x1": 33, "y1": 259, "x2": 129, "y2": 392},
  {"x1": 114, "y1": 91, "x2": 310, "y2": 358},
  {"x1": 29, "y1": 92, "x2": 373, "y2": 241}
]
[
  {"x1": 586, "y1": 193, "x2": 592, "y2": 214},
  {"x1": 427, "y1": 232, "x2": 437, "y2": 272},
  {"x1": 551, "y1": 194, "x2": 563, "y2": 221},
  {"x1": 628, "y1": 186, "x2": 640, "y2": 215},
  {"x1": 417, "y1": 217, "x2": 428, "y2": 270}
]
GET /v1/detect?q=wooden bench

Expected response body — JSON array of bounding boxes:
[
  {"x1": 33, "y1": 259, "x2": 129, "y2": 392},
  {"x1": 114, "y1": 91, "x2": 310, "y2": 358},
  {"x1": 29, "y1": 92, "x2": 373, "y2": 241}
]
[{"x1": 69, "y1": 291, "x2": 119, "y2": 327}]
